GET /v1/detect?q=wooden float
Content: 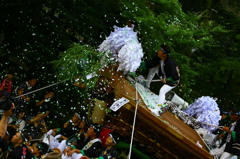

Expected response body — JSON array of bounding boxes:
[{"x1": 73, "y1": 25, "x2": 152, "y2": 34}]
[{"x1": 86, "y1": 65, "x2": 214, "y2": 159}]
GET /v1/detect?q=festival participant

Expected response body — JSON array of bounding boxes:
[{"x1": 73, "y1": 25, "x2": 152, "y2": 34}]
[
  {"x1": 145, "y1": 44, "x2": 180, "y2": 107},
  {"x1": 62, "y1": 124, "x2": 102, "y2": 159},
  {"x1": 0, "y1": 104, "x2": 15, "y2": 139},
  {"x1": 0, "y1": 72, "x2": 14, "y2": 100},
  {"x1": 213, "y1": 108, "x2": 228, "y2": 135},
  {"x1": 46, "y1": 113, "x2": 81, "y2": 149},
  {"x1": 32, "y1": 142, "x2": 49, "y2": 159},
  {"x1": 11, "y1": 110, "x2": 26, "y2": 131},
  {"x1": 0, "y1": 126, "x2": 16, "y2": 158},
  {"x1": 81, "y1": 130, "x2": 120, "y2": 159},
  {"x1": 25, "y1": 113, "x2": 47, "y2": 139},
  {"x1": 33, "y1": 90, "x2": 54, "y2": 118},
  {"x1": 57, "y1": 117, "x2": 89, "y2": 152},
  {"x1": 7, "y1": 131, "x2": 34, "y2": 159},
  {"x1": 15, "y1": 77, "x2": 37, "y2": 110},
  {"x1": 211, "y1": 107, "x2": 240, "y2": 158}
]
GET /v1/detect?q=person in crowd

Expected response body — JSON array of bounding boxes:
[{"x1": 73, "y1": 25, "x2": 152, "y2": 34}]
[
  {"x1": 51, "y1": 113, "x2": 81, "y2": 139},
  {"x1": 0, "y1": 72, "x2": 14, "y2": 100},
  {"x1": 25, "y1": 113, "x2": 47, "y2": 139},
  {"x1": 213, "y1": 108, "x2": 228, "y2": 135},
  {"x1": 7, "y1": 131, "x2": 34, "y2": 159},
  {"x1": 211, "y1": 107, "x2": 240, "y2": 158},
  {"x1": 0, "y1": 104, "x2": 15, "y2": 140},
  {"x1": 26, "y1": 90, "x2": 54, "y2": 124},
  {"x1": 47, "y1": 113, "x2": 81, "y2": 149},
  {"x1": 0, "y1": 126, "x2": 16, "y2": 158},
  {"x1": 56, "y1": 117, "x2": 89, "y2": 152},
  {"x1": 144, "y1": 44, "x2": 180, "y2": 107},
  {"x1": 11, "y1": 110, "x2": 26, "y2": 131},
  {"x1": 15, "y1": 77, "x2": 37, "y2": 110},
  {"x1": 81, "y1": 129, "x2": 120, "y2": 159},
  {"x1": 33, "y1": 90, "x2": 54, "y2": 118},
  {"x1": 32, "y1": 142, "x2": 49, "y2": 159},
  {"x1": 62, "y1": 124, "x2": 102, "y2": 159}
]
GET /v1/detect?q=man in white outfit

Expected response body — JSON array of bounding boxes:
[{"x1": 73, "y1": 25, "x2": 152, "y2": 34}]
[
  {"x1": 145, "y1": 44, "x2": 180, "y2": 107},
  {"x1": 61, "y1": 125, "x2": 102, "y2": 159}
]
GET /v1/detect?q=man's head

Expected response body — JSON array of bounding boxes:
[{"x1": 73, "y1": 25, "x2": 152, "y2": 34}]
[
  {"x1": 28, "y1": 77, "x2": 37, "y2": 87},
  {"x1": 18, "y1": 111, "x2": 25, "y2": 119},
  {"x1": 79, "y1": 119, "x2": 88, "y2": 129},
  {"x1": 46, "y1": 91, "x2": 54, "y2": 98},
  {"x1": 6, "y1": 72, "x2": 14, "y2": 80},
  {"x1": 72, "y1": 113, "x2": 81, "y2": 123},
  {"x1": 220, "y1": 107, "x2": 228, "y2": 119},
  {"x1": 32, "y1": 142, "x2": 49, "y2": 156},
  {"x1": 11, "y1": 131, "x2": 29, "y2": 145},
  {"x1": 86, "y1": 124, "x2": 101, "y2": 138},
  {"x1": 229, "y1": 107, "x2": 240, "y2": 121},
  {"x1": 157, "y1": 44, "x2": 171, "y2": 58},
  {"x1": 106, "y1": 130, "x2": 120, "y2": 147}
]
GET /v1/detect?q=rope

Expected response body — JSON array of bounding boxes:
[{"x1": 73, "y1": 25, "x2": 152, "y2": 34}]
[
  {"x1": 195, "y1": 131, "x2": 218, "y2": 159},
  {"x1": 141, "y1": 79, "x2": 161, "y2": 82},
  {"x1": 15, "y1": 80, "x2": 66, "y2": 98},
  {"x1": 199, "y1": 122, "x2": 224, "y2": 130},
  {"x1": 127, "y1": 78, "x2": 139, "y2": 159}
]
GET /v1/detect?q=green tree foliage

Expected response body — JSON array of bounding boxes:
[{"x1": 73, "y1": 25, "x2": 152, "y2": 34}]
[
  {"x1": 179, "y1": 0, "x2": 240, "y2": 108},
  {"x1": 1, "y1": 0, "x2": 240, "y2": 120}
]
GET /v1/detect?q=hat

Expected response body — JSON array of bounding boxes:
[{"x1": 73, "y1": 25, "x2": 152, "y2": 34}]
[
  {"x1": 219, "y1": 107, "x2": 228, "y2": 115},
  {"x1": 81, "y1": 116, "x2": 90, "y2": 127},
  {"x1": 109, "y1": 130, "x2": 121, "y2": 144},
  {"x1": 44, "y1": 152, "x2": 62, "y2": 159},
  {"x1": 74, "y1": 112, "x2": 81, "y2": 120},
  {"x1": 90, "y1": 124, "x2": 102, "y2": 133},
  {"x1": 160, "y1": 44, "x2": 171, "y2": 55},
  {"x1": 229, "y1": 107, "x2": 240, "y2": 115}
]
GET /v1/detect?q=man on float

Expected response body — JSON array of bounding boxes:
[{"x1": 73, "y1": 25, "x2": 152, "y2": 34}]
[{"x1": 145, "y1": 44, "x2": 180, "y2": 107}]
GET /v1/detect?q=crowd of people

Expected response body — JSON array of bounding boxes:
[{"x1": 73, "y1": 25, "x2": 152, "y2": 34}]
[{"x1": 0, "y1": 72, "x2": 152, "y2": 159}]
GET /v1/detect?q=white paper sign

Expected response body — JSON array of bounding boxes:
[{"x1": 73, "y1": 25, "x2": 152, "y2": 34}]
[{"x1": 110, "y1": 97, "x2": 130, "y2": 112}]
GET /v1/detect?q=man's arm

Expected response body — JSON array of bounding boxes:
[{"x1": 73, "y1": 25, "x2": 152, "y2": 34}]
[
  {"x1": 145, "y1": 57, "x2": 160, "y2": 69},
  {"x1": 17, "y1": 88, "x2": 30, "y2": 102},
  {"x1": 0, "y1": 104, "x2": 15, "y2": 138}
]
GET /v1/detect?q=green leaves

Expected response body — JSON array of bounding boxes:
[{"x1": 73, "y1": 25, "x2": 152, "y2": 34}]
[{"x1": 51, "y1": 43, "x2": 109, "y2": 90}]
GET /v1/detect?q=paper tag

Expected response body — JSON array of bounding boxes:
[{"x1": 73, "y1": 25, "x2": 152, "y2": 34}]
[{"x1": 110, "y1": 97, "x2": 130, "y2": 112}]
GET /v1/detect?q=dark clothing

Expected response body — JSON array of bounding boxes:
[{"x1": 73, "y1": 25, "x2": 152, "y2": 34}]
[
  {"x1": 100, "y1": 147, "x2": 118, "y2": 159},
  {"x1": 0, "y1": 137, "x2": 8, "y2": 152},
  {"x1": 16, "y1": 82, "x2": 34, "y2": 111},
  {"x1": 76, "y1": 132, "x2": 86, "y2": 146},
  {"x1": 7, "y1": 144, "x2": 34, "y2": 159},
  {"x1": 219, "y1": 120, "x2": 240, "y2": 155},
  {"x1": 146, "y1": 56, "x2": 180, "y2": 86},
  {"x1": 80, "y1": 138, "x2": 102, "y2": 158},
  {"x1": 213, "y1": 119, "x2": 227, "y2": 135},
  {"x1": 76, "y1": 137, "x2": 90, "y2": 150},
  {"x1": 32, "y1": 98, "x2": 51, "y2": 115},
  {"x1": 17, "y1": 82, "x2": 33, "y2": 99},
  {"x1": 60, "y1": 123, "x2": 79, "y2": 138},
  {"x1": 25, "y1": 122, "x2": 42, "y2": 139}
]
